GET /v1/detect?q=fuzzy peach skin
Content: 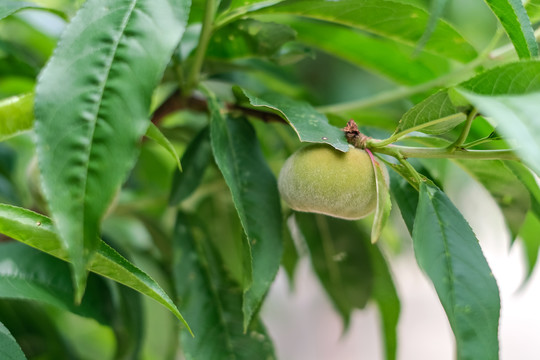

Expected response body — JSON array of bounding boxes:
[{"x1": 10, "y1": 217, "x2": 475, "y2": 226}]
[{"x1": 278, "y1": 144, "x2": 387, "y2": 220}]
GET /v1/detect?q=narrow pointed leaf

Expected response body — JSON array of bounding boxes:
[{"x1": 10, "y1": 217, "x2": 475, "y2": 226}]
[
  {"x1": 389, "y1": 170, "x2": 418, "y2": 234},
  {"x1": 108, "y1": 281, "x2": 144, "y2": 360},
  {"x1": 369, "y1": 244, "x2": 400, "y2": 360},
  {"x1": 206, "y1": 90, "x2": 283, "y2": 329},
  {"x1": 0, "y1": 321, "x2": 26, "y2": 360},
  {"x1": 0, "y1": 93, "x2": 33, "y2": 141},
  {"x1": 408, "y1": 136, "x2": 530, "y2": 239},
  {"x1": 0, "y1": 204, "x2": 191, "y2": 334},
  {"x1": 225, "y1": 0, "x2": 280, "y2": 13},
  {"x1": 0, "y1": 145, "x2": 18, "y2": 205},
  {"x1": 173, "y1": 212, "x2": 276, "y2": 360},
  {"x1": 506, "y1": 161, "x2": 540, "y2": 218},
  {"x1": 0, "y1": 301, "x2": 76, "y2": 359},
  {"x1": 413, "y1": 182, "x2": 500, "y2": 360},
  {"x1": 393, "y1": 90, "x2": 468, "y2": 138},
  {"x1": 526, "y1": 0, "x2": 540, "y2": 22},
  {"x1": 483, "y1": 0, "x2": 538, "y2": 59},
  {"x1": 0, "y1": 96, "x2": 185, "y2": 154},
  {"x1": 369, "y1": 153, "x2": 391, "y2": 244},
  {"x1": 0, "y1": 1, "x2": 65, "y2": 21},
  {"x1": 457, "y1": 61, "x2": 540, "y2": 176},
  {"x1": 252, "y1": 0, "x2": 477, "y2": 62},
  {"x1": 34, "y1": 0, "x2": 190, "y2": 298},
  {"x1": 518, "y1": 212, "x2": 540, "y2": 280},
  {"x1": 237, "y1": 88, "x2": 349, "y2": 151},
  {"x1": 169, "y1": 127, "x2": 212, "y2": 205},
  {"x1": 145, "y1": 123, "x2": 182, "y2": 171},
  {"x1": 0, "y1": 1, "x2": 37, "y2": 19},
  {"x1": 282, "y1": 216, "x2": 299, "y2": 284},
  {"x1": 0, "y1": 242, "x2": 112, "y2": 325},
  {"x1": 505, "y1": 161, "x2": 540, "y2": 278},
  {"x1": 457, "y1": 159, "x2": 530, "y2": 238},
  {"x1": 287, "y1": 19, "x2": 450, "y2": 85},
  {"x1": 415, "y1": 0, "x2": 449, "y2": 54},
  {"x1": 294, "y1": 213, "x2": 374, "y2": 327},
  {"x1": 381, "y1": 157, "x2": 422, "y2": 191},
  {"x1": 208, "y1": 19, "x2": 296, "y2": 60}
]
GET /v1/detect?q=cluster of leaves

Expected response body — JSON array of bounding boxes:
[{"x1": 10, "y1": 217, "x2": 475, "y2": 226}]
[{"x1": 0, "y1": 0, "x2": 540, "y2": 359}]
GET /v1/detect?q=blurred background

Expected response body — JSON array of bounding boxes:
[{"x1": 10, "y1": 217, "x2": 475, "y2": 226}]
[{"x1": 1, "y1": 0, "x2": 539, "y2": 359}]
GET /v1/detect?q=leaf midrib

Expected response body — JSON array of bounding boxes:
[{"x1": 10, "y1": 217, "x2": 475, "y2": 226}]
[
  {"x1": 0, "y1": 205, "x2": 190, "y2": 330},
  {"x1": 428, "y1": 189, "x2": 458, "y2": 328},
  {"x1": 80, "y1": 0, "x2": 138, "y2": 231},
  {"x1": 221, "y1": 115, "x2": 251, "y2": 238},
  {"x1": 432, "y1": 192, "x2": 499, "y2": 357},
  {"x1": 261, "y1": 0, "x2": 461, "y2": 49},
  {"x1": 193, "y1": 234, "x2": 237, "y2": 358},
  {"x1": 506, "y1": 0, "x2": 537, "y2": 57}
]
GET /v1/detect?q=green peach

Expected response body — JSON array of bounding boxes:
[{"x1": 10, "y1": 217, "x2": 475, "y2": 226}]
[{"x1": 278, "y1": 144, "x2": 386, "y2": 220}]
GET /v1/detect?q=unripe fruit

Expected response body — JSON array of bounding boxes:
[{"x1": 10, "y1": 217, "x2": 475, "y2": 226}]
[{"x1": 278, "y1": 144, "x2": 386, "y2": 220}]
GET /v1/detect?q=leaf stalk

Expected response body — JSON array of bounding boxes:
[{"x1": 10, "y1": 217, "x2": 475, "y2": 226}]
[
  {"x1": 185, "y1": 0, "x2": 218, "y2": 94},
  {"x1": 371, "y1": 144, "x2": 519, "y2": 161},
  {"x1": 447, "y1": 108, "x2": 477, "y2": 151}
]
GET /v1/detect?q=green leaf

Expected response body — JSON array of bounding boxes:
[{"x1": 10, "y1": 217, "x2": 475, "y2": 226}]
[
  {"x1": 0, "y1": 51, "x2": 38, "y2": 80},
  {"x1": 169, "y1": 127, "x2": 212, "y2": 205},
  {"x1": 393, "y1": 90, "x2": 468, "y2": 138},
  {"x1": 0, "y1": 95, "x2": 183, "y2": 154},
  {"x1": 505, "y1": 161, "x2": 540, "y2": 279},
  {"x1": 108, "y1": 279, "x2": 144, "y2": 360},
  {"x1": 0, "y1": 93, "x2": 34, "y2": 141},
  {"x1": 207, "y1": 19, "x2": 296, "y2": 60},
  {"x1": 287, "y1": 19, "x2": 450, "y2": 85},
  {"x1": 382, "y1": 157, "x2": 419, "y2": 189},
  {"x1": 294, "y1": 213, "x2": 374, "y2": 327},
  {"x1": 0, "y1": 24, "x2": 55, "y2": 84},
  {"x1": 0, "y1": 321, "x2": 26, "y2": 360},
  {"x1": 0, "y1": 204, "x2": 192, "y2": 335},
  {"x1": 406, "y1": 136, "x2": 530, "y2": 239},
  {"x1": 389, "y1": 170, "x2": 418, "y2": 234},
  {"x1": 415, "y1": 0, "x2": 449, "y2": 54},
  {"x1": 483, "y1": 0, "x2": 538, "y2": 59},
  {"x1": 505, "y1": 161, "x2": 540, "y2": 218},
  {"x1": 457, "y1": 159, "x2": 530, "y2": 238},
  {"x1": 293, "y1": 212, "x2": 399, "y2": 358},
  {"x1": 526, "y1": 0, "x2": 540, "y2": 22},
  {"x1": 370, "y1": 153, "x2": 391, "y2": 244},
  {"x1": 0, "y1": 300, "x2": 75, "y2": 360},
  {"x1": 252, "y1": 0, "x2": 477, "y2": 62},
  {"x1": 145, "y1": 123, "x2": 182, "y2": 171},
  {"x1": 0, "y1": 1, "x2": 35, "y2": 19},
  {"x1": 225, "y1": 0, "x2": 280, "y2": 13},
  {"x1": 0, "y1": 144, "x2": 18, "y2": 205},
  {"x1": 34, "y1": 0, "x2": 190, "y2": 299},
  {"x1": 173, "y1": 212, "x2": 276, "y2": 360},
  {"x1": 369, "y1": 244, "x2": 400, "y2": 360},
  {"x1": 413, "y1": 182, "x2": 500, "y2": 360},
  {"x1": 217, "y1": 0, "x2": 281, "y2": 26},
  {"x1": 206, "y1": 90, "x2": 283, "y2": 329},
  {"x1": 282, "y1": 215, "x2": 299, "y2": 284},
  {"x1": 237, "y1": 88, "x2": 350, "y2": 151},
  {"x1": 0, "y1": 242, "x2": 112, "y2": 325},
  {"x1": 518, "y1": 212, "x2": 540, "y2": 280},
  {"x1": 457, "y1": 61, "x2": 540, "y2": 176},
  {"x1": 0, "y1": 1, "x2": 65, "y2": 21}
]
